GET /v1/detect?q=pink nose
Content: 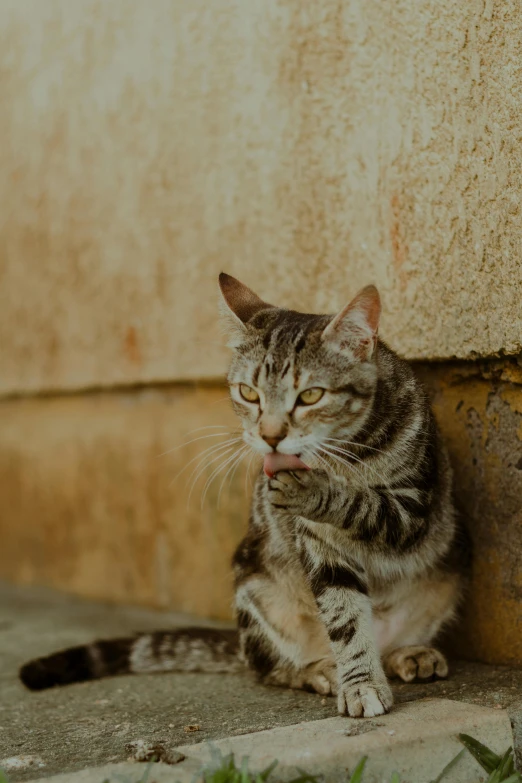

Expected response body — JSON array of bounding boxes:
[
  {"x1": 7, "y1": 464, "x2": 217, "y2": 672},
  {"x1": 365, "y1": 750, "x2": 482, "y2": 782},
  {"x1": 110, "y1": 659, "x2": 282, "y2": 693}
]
[{"x1": 262, "y1": 434, "x2": 284, "y2": 449}]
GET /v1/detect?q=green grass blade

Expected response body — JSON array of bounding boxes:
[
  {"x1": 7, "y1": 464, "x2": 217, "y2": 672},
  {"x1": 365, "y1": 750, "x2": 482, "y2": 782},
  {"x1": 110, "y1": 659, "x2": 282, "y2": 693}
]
[
  {"x1": 458, "y1": 734, "x2": 501, "y2": 773},
  {"x1": 390, "y1": 773, "x2": 401, "y2": 783},
  {"x1": 0, "y1": 772, "x2": 9, "y2": 783},
  {"x1": 259, "y1": 760, "x2": 278, "y2": 782},
  {"x1": 286, "y1": 769, "x2": 321, "y2": 783},
  {"x1": 348, "y1": 756, "x2": 368, "y2": 783},
  {"x1": 498, "y1": 774, "x2": 522, "y2": 783},
  {"x1": 240, "y1": 756, "x2": 252, "y2": 783},
  {"x1": 430, "y1": 748, "x2": 466, "y2": 783},
  {"x1": 496, "y1": 747, "x2": 514, "y2": 779}
]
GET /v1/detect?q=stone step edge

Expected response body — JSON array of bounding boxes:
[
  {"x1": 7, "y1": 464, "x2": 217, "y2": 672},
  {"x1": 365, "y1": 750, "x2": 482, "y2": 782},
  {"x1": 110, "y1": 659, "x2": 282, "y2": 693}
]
[{"x1": 25, "y1": 698, "x2": 514, "y2": 783}]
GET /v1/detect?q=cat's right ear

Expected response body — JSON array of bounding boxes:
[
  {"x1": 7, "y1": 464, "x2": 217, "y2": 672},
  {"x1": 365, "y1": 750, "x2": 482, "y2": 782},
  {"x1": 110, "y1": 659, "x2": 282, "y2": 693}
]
[{"x1": 218, "y1": 273, "x2": 274, "y2": 347}]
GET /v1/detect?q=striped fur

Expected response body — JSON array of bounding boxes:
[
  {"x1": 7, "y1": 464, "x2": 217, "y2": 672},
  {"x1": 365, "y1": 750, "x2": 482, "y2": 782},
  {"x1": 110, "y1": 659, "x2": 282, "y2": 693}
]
[
  {"x1": 20, "y1": 628, "x2": 241, "y2": 690},
  {"x1": 20, "y1": 275, "x2": 469, "y2": 719},
  {"x1": 222, "y1": 275, "x2": 468, "y2": 718}
]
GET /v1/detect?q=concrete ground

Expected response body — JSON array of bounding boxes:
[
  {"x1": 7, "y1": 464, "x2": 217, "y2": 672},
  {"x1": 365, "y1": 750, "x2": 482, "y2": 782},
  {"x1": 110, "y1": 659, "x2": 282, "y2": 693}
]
[{"x1": 1, "y1": 582, "x2": 521, "y2": 782}]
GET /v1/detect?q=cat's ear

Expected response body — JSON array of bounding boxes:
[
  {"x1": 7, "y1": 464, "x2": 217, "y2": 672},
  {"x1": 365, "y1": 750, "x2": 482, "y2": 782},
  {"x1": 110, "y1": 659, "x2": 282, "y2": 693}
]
[
  {"x1": 321, "y1": 285, "x2": 381, "y2": 360},
  {"x1": 218, "y1": 273, "x2": 274, "y2": 347}
]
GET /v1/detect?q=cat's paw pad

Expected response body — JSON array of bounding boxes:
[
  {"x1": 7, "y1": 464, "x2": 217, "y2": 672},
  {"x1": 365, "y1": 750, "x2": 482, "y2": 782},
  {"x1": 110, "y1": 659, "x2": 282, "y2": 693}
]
[
  {"x1": 337, "y1": 680, "x2": 393, "y2": 718},
  {"x1": 383, "y1": 646, "x2": 448, "y2": 682}
]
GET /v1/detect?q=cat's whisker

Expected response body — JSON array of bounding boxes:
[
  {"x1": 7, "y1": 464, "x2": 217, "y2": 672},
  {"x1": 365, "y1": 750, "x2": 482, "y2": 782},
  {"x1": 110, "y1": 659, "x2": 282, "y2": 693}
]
[
  {"x1": 325, "y1": 437, "x2": 388, "y2": 456},
  {"x1": 302, "y1": 447, "x2": 325, "y2": 471},
  {"x1": 245, "y1": 452, "x2": 254, "y2": 493},
  {"x1": 328, "y1": 442, "x2": 418, "y2": 489},
  {"x1": 185, "y1": 424, "x2": 230, "y2": 435},
  {"x1": 326, "y1": 450, "x2": 381, "y2": 487},
  {"x1": 324, "y1": 443, "x2": 373, "y2": 469},
  {"x1": 317, "y1": 445, "x2": 370, "y2": 487},
  {"x1": 217, "y1": 445, "x2": 250, "y2": 508},
  {"x1": 228, "y1": 446, "x2": 252, "y2": 496},
  {"x1": 198, "y1": 447, "x2": 240, "y2": 508},
  {"x1": 326, "y1": 435, "x2": 431, "y2": 460},
  {"x1": 159, "y1": 430, "x2": 238, "y2": 458},
  {"x1": 323, "y1": 443, "x2": 389, "y2": 487},
  {"x1": 200, "y1": 445, "x2": 246, "y2": 509},
  {"x1": 170, "y1": 437, "x2": 243, "y2": 487},
  {"x1": 186, "y1": 443, "x2": 239, "y2": 503},
  {"x1": 308, "y1": 449, "x2": 335, "y2": 477},
  {"x1": 246, "y1": 451, "x2": 259, "y2": 492},
  {"x1": 322, "y1": 441, "x2": 387, "y2": 481}
]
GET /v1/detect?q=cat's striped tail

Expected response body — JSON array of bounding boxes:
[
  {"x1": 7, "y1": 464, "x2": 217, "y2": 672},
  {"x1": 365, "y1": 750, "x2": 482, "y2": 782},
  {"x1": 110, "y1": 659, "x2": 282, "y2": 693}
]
[{"x1": 19, "y1": 627, "x2": 241, "y2": 691}]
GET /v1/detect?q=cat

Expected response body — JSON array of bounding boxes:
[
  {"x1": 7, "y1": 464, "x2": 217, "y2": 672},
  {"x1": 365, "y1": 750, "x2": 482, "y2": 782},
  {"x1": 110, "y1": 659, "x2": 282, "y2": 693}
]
[{"x1": 20, "y1": 273, "x2": 469, "y2": 718}]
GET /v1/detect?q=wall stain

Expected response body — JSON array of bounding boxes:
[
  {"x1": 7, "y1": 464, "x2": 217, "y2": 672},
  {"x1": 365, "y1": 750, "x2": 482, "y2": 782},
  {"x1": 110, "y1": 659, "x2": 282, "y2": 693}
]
[
  {"x1": 124, "y1": 326, "x2": 142, "y2": 365},
  {"x1": 416, "y1": 361, "x2": 522, "y2": 665},
  {"x1": 390, "y1": 193, "x2": 409, "y2": 290}
]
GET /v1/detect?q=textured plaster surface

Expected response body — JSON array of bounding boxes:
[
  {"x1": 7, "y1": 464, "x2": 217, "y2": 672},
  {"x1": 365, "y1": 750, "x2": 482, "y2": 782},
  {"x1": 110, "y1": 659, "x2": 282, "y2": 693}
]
[
  {"x1": 417, "y1": 360, "x2": 522, "y2": 666},
  {"x1": 1, "y1": 583, "x2": 520, "y2": 782},
  {"x1": 1, "y1": 0, "x2": 522, "y2": 395}
]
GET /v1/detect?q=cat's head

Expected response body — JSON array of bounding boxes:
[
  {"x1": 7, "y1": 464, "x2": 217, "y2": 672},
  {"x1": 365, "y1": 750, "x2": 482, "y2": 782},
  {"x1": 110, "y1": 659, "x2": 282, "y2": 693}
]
[{"x1": 219, "y1": 273, "x2": 381, "y2": 469}]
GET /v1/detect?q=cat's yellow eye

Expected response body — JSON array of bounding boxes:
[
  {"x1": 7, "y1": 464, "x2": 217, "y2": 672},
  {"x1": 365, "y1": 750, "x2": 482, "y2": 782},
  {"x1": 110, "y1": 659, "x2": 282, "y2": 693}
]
[
  {"x1": 239, "y1": 384, "x2": 260, "y2": 403},
  {"x1": 297, "y1": 387, "x2": 325, "y2": 406}
]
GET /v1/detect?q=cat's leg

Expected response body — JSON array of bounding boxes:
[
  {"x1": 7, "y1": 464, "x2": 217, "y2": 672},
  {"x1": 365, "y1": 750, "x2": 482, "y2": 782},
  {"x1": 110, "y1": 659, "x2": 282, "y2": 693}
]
[
  {"x1": 267, "y1": 474, "x2": 393, "y2": 717},
  {"x1": 233, "y1": 530, "x2": 336, "y2": 695},
  {"x1": 299, "y1": 531, "x2": 393, "y2": 717},
  {"x1": 236, "y1": 575, "x2": 336, "y2": 694},
  {"x1": 374, "y1": 573, "x2": 461, "y2": 682}
]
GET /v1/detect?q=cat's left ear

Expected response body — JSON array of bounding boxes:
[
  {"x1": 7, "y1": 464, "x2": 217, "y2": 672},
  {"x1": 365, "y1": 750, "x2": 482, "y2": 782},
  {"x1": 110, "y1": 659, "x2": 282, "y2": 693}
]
[
  {"x1": 218, "y1": 273, "x2": 274, "y2": 347},
  {"x1": 321, "y1": 285, "x2": 381, "y2": 360}
]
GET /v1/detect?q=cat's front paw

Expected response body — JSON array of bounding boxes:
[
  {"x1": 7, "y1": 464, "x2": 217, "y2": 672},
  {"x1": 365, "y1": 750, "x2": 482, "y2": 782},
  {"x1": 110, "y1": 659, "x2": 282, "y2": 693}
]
[
  {"x1": 337, "y1": 678, "x2": 393, "y2": 718},
  {"x1": 267, "y1": 469, "x2": 329, "y2": 515}
]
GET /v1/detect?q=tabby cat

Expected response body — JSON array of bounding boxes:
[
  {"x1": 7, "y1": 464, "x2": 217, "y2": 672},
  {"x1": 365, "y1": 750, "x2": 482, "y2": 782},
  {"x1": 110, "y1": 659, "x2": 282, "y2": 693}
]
[{"x1": 20, "y1": 274, "x2": 468, "y2": 718}]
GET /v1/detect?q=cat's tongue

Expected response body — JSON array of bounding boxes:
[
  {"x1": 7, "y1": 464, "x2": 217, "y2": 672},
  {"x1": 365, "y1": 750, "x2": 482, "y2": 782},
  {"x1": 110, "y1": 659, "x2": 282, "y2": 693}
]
[{"x1": 263, "y1": 453, "x2": 310, "y2": 478}]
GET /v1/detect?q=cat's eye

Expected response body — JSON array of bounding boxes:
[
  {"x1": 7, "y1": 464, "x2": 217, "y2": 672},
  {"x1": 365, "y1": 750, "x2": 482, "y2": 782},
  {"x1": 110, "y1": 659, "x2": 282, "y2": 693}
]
[
  {"x1": 239, "y1": 384, "x2": 260, "y2": 403},
  {"x1": 297, "y1": 387, "x2": 325, "y2": 406}
]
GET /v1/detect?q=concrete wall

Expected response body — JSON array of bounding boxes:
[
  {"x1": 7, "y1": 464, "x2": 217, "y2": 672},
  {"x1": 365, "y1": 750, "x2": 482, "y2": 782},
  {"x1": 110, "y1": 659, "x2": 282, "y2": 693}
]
[
  {"x1": 418, "y1": 361, "x2": 522, "y2": 666},
  {"x1": 2, "y1": 0, "x2": 522, "y2": 396},
  {"x1": 0, "y1": 0, "x2": 521, "y2": 664}
]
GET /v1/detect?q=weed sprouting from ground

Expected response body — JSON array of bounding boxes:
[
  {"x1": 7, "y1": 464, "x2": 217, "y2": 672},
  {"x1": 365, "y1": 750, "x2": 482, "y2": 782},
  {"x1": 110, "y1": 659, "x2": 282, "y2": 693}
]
[
  {"x1": 0, "y1": 734, "x2": 520, "y2": 783},
  {"x1": 458, "y1": 734, "x2": 521, "y2": 783},
  {"x1": 177, "y1": 738, "x2": 521, "y2": 783}
]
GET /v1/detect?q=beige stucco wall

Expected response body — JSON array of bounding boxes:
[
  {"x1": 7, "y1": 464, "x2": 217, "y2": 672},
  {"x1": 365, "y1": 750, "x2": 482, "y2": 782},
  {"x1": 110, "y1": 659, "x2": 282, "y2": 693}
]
[{"x1": 1, "y1": 0, "x2": 521, "y2": 396}]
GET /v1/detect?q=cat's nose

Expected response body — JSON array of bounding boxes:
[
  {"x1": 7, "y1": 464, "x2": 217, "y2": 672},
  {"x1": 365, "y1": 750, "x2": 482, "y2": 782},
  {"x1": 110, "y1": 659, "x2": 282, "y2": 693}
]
[{"x1": 262, "y1": 433, "x2": 285, "y2": 450}]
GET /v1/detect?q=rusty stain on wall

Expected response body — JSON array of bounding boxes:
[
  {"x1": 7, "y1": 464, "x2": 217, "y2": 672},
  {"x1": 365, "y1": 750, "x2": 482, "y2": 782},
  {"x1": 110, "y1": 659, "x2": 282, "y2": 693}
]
[
  {"x1": 417, "y1": 362, "x2": 522, "y2": 666},
  {"x1": 124, "y1": 326, "x2": 142, "y2": 365},
  {"x1": 390, "y1": 194, "x2": 409, "y2": 290},
  {"x1": 0, "y1": 1, "x2": 521, "y2": 396}
]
